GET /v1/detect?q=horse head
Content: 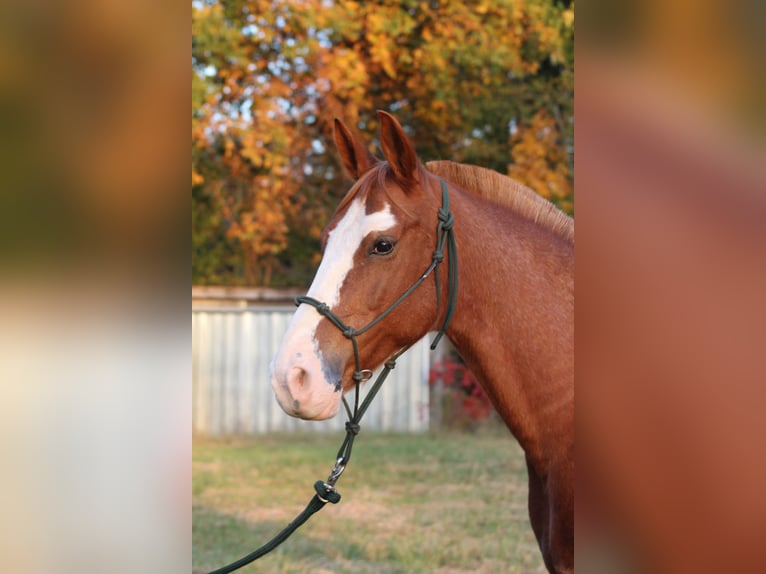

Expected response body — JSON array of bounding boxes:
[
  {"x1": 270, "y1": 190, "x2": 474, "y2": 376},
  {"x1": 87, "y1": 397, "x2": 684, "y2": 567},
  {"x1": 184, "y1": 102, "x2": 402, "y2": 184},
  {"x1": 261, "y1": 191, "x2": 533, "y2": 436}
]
[{"x1": 270, "y1": 111, "x2": 450, "y2": 420}]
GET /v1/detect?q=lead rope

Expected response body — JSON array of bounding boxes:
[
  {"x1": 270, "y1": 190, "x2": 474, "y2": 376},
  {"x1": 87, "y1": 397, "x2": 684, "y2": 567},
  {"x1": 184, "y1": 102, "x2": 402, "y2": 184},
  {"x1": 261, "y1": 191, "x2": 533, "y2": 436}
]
[
  {"x1": 206, "y1": 357, "x2": 398, "y2": 574},
  {"x1": 206, "y1": 179, "x2": 457, "y2": 574}
]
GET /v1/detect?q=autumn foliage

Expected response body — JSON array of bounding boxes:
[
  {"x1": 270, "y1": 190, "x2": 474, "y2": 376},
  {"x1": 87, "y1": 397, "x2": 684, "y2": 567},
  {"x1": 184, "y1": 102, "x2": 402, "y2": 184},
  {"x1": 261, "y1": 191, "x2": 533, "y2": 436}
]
[{"x1": 192, "y1": 0, "x2": 574, "y2": 286}]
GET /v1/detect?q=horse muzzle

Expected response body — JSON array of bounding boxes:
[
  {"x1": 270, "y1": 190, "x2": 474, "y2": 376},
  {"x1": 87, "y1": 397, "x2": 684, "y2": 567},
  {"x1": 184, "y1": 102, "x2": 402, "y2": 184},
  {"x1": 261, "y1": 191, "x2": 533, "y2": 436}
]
[{"x1": 270, "y1": 344, "x2": 343, "y2": 421}]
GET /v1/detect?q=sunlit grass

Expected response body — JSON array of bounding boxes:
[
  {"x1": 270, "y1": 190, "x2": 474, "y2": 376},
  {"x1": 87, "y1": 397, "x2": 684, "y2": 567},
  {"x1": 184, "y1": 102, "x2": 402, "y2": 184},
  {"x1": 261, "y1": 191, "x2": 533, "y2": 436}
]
[{"x1": 193, "y1": 430, "x2": 545, "y2": 574}]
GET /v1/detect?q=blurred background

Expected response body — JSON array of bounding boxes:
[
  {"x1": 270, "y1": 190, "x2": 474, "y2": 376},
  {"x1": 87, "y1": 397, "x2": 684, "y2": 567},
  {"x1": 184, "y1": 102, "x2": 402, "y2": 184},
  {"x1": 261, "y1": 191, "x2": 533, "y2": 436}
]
[{"x1": 191, "y1": 0, "x2": 574, "y2": 288}]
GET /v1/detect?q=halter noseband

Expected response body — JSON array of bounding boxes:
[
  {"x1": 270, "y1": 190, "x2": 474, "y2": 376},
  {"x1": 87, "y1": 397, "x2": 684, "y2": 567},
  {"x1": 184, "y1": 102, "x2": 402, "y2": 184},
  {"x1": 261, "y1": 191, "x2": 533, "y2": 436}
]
[{"x1": 295, "y1": 177, "x2": 458, "y2": 389}]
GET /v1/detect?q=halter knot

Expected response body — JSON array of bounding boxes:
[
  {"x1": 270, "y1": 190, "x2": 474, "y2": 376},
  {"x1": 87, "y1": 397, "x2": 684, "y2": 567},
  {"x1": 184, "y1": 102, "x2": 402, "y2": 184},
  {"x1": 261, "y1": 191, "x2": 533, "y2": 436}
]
[
  {"x1": 437, "y1": 208, "x2": 455, "y2": 231},
  {"x1": 316, "y1": 303, "x2": 330, "y2": 316},
  {"x1": 432, "y1": 251, "x2": 444, "y2": 263},
  {"x1": 344, "y1": 421, "x2": 361, "y2": 436},
  {"x1": 342, "y1": 326, "x2": 356, "y2": 339}
]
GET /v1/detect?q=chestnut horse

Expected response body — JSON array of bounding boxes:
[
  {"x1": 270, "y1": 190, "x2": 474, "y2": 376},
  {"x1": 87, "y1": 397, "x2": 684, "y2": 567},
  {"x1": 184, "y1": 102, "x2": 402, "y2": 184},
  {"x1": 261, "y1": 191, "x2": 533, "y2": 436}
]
[{"x1": 271, "y1": 111, "x2": 573, "y2": 573}]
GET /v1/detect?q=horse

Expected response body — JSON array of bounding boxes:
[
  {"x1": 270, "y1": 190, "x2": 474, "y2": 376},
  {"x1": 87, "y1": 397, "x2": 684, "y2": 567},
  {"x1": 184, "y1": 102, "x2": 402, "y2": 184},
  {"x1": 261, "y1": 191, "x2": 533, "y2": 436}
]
[{"x1": 270, "y1": 111, "x2": 574, "y2": 573}]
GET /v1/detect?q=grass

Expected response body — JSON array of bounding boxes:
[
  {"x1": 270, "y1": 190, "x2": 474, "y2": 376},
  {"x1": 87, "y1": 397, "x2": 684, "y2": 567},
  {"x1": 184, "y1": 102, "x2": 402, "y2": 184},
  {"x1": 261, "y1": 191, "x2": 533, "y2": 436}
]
[{"x1": 193, "y1": 430, "x2": 545, "y2": 574}]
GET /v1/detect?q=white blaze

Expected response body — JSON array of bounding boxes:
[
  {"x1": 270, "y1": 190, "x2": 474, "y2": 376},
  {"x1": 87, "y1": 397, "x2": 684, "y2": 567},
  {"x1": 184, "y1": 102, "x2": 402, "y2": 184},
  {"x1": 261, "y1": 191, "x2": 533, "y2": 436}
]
[
  {"x1": 270, "y1": 198, "x2": 397, "y2": 419},
  {"x1": 308, "y1": 199, "x2": 397, "y2": 308}
]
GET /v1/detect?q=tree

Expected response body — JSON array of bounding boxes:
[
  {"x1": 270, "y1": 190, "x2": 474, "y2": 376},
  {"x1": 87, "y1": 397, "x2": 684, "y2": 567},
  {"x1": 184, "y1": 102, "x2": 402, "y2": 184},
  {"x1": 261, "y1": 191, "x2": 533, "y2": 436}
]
[{"x1": 192, "y1": 0, "x2": 574, "y2": 286}]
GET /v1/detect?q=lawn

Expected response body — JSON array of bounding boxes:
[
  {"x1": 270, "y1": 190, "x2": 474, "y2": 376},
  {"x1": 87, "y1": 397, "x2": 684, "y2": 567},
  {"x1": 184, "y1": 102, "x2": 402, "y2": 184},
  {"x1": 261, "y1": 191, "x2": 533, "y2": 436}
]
[{"x1": 193, "y1": 430, "x2": 544, "y2": 574}]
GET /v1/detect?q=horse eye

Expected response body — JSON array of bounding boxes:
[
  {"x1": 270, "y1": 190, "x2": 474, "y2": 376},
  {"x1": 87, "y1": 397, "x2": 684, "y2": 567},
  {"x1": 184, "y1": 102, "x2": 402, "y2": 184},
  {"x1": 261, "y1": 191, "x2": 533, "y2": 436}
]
[{"x1": 371, "y1": 239, "x2": 395, "y2": 255}]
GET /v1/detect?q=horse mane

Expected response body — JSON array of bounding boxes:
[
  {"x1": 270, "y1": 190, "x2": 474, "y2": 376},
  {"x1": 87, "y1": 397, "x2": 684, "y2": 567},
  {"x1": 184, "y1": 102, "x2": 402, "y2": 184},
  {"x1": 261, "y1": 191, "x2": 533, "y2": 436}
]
[{"x1": 426, "y1": 160, "x2": 574, "y2": 243}]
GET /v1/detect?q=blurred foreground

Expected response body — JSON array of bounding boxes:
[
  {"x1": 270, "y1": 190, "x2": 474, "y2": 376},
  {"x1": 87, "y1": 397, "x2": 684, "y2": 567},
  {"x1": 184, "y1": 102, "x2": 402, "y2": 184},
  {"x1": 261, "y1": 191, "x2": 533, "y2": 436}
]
[{"x1": 577, "y1": 0, "x2": 766, "y2": 571}]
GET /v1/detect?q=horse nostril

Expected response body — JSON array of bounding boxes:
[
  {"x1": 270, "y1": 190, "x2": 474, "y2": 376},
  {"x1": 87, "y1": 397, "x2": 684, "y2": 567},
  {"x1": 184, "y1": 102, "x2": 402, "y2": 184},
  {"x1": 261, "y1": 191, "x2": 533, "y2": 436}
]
[{"x1": 288, "y1": 367, "x2": 307, "y2": 390}]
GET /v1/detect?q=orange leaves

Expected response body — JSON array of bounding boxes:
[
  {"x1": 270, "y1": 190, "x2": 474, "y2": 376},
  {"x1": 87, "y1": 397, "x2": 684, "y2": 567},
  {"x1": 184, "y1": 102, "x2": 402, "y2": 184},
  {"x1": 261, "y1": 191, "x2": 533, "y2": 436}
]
[
  {"x1": 218, "y1": 173, "x2": 297, "y2": 262},
  {"x1": 193, "y1": 0, "x2": 573, "y2": 285},
  {"x1": 369, "y1": 41, "x2": 396, "y2": 79},
  {"x1": 509, "y1": 110, "x2": 573, "y2": 212},
  {"x1": 562, "y1": 6, "x2": 575, "y2": 28},
  {"x1": 320, "y1": 48, "x2": 368, "y2": 101},
  {"x1": 239, "y1": 129, "x2": 285, "y2": 171},
  {"x1": 344, "y1": 7, "x2": 403, "y2": 80}
]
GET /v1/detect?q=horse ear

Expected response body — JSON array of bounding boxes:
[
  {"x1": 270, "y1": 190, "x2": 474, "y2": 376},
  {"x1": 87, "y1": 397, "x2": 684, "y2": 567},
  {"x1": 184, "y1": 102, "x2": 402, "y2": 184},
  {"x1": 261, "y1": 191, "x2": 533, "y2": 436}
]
[
  {"x1": 377, "y1": 110, "x2": 419, "y2": 182},
  {"x1": 333, "y1": 118, "x2": 376, "y2": 180}
]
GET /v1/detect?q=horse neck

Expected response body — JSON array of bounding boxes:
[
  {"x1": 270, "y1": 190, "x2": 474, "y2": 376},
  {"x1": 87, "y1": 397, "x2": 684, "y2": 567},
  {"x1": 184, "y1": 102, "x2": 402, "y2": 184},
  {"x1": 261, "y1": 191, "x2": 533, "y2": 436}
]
[{"x1": 444, "y1": 189, "x2": 574, "y2": 465}]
